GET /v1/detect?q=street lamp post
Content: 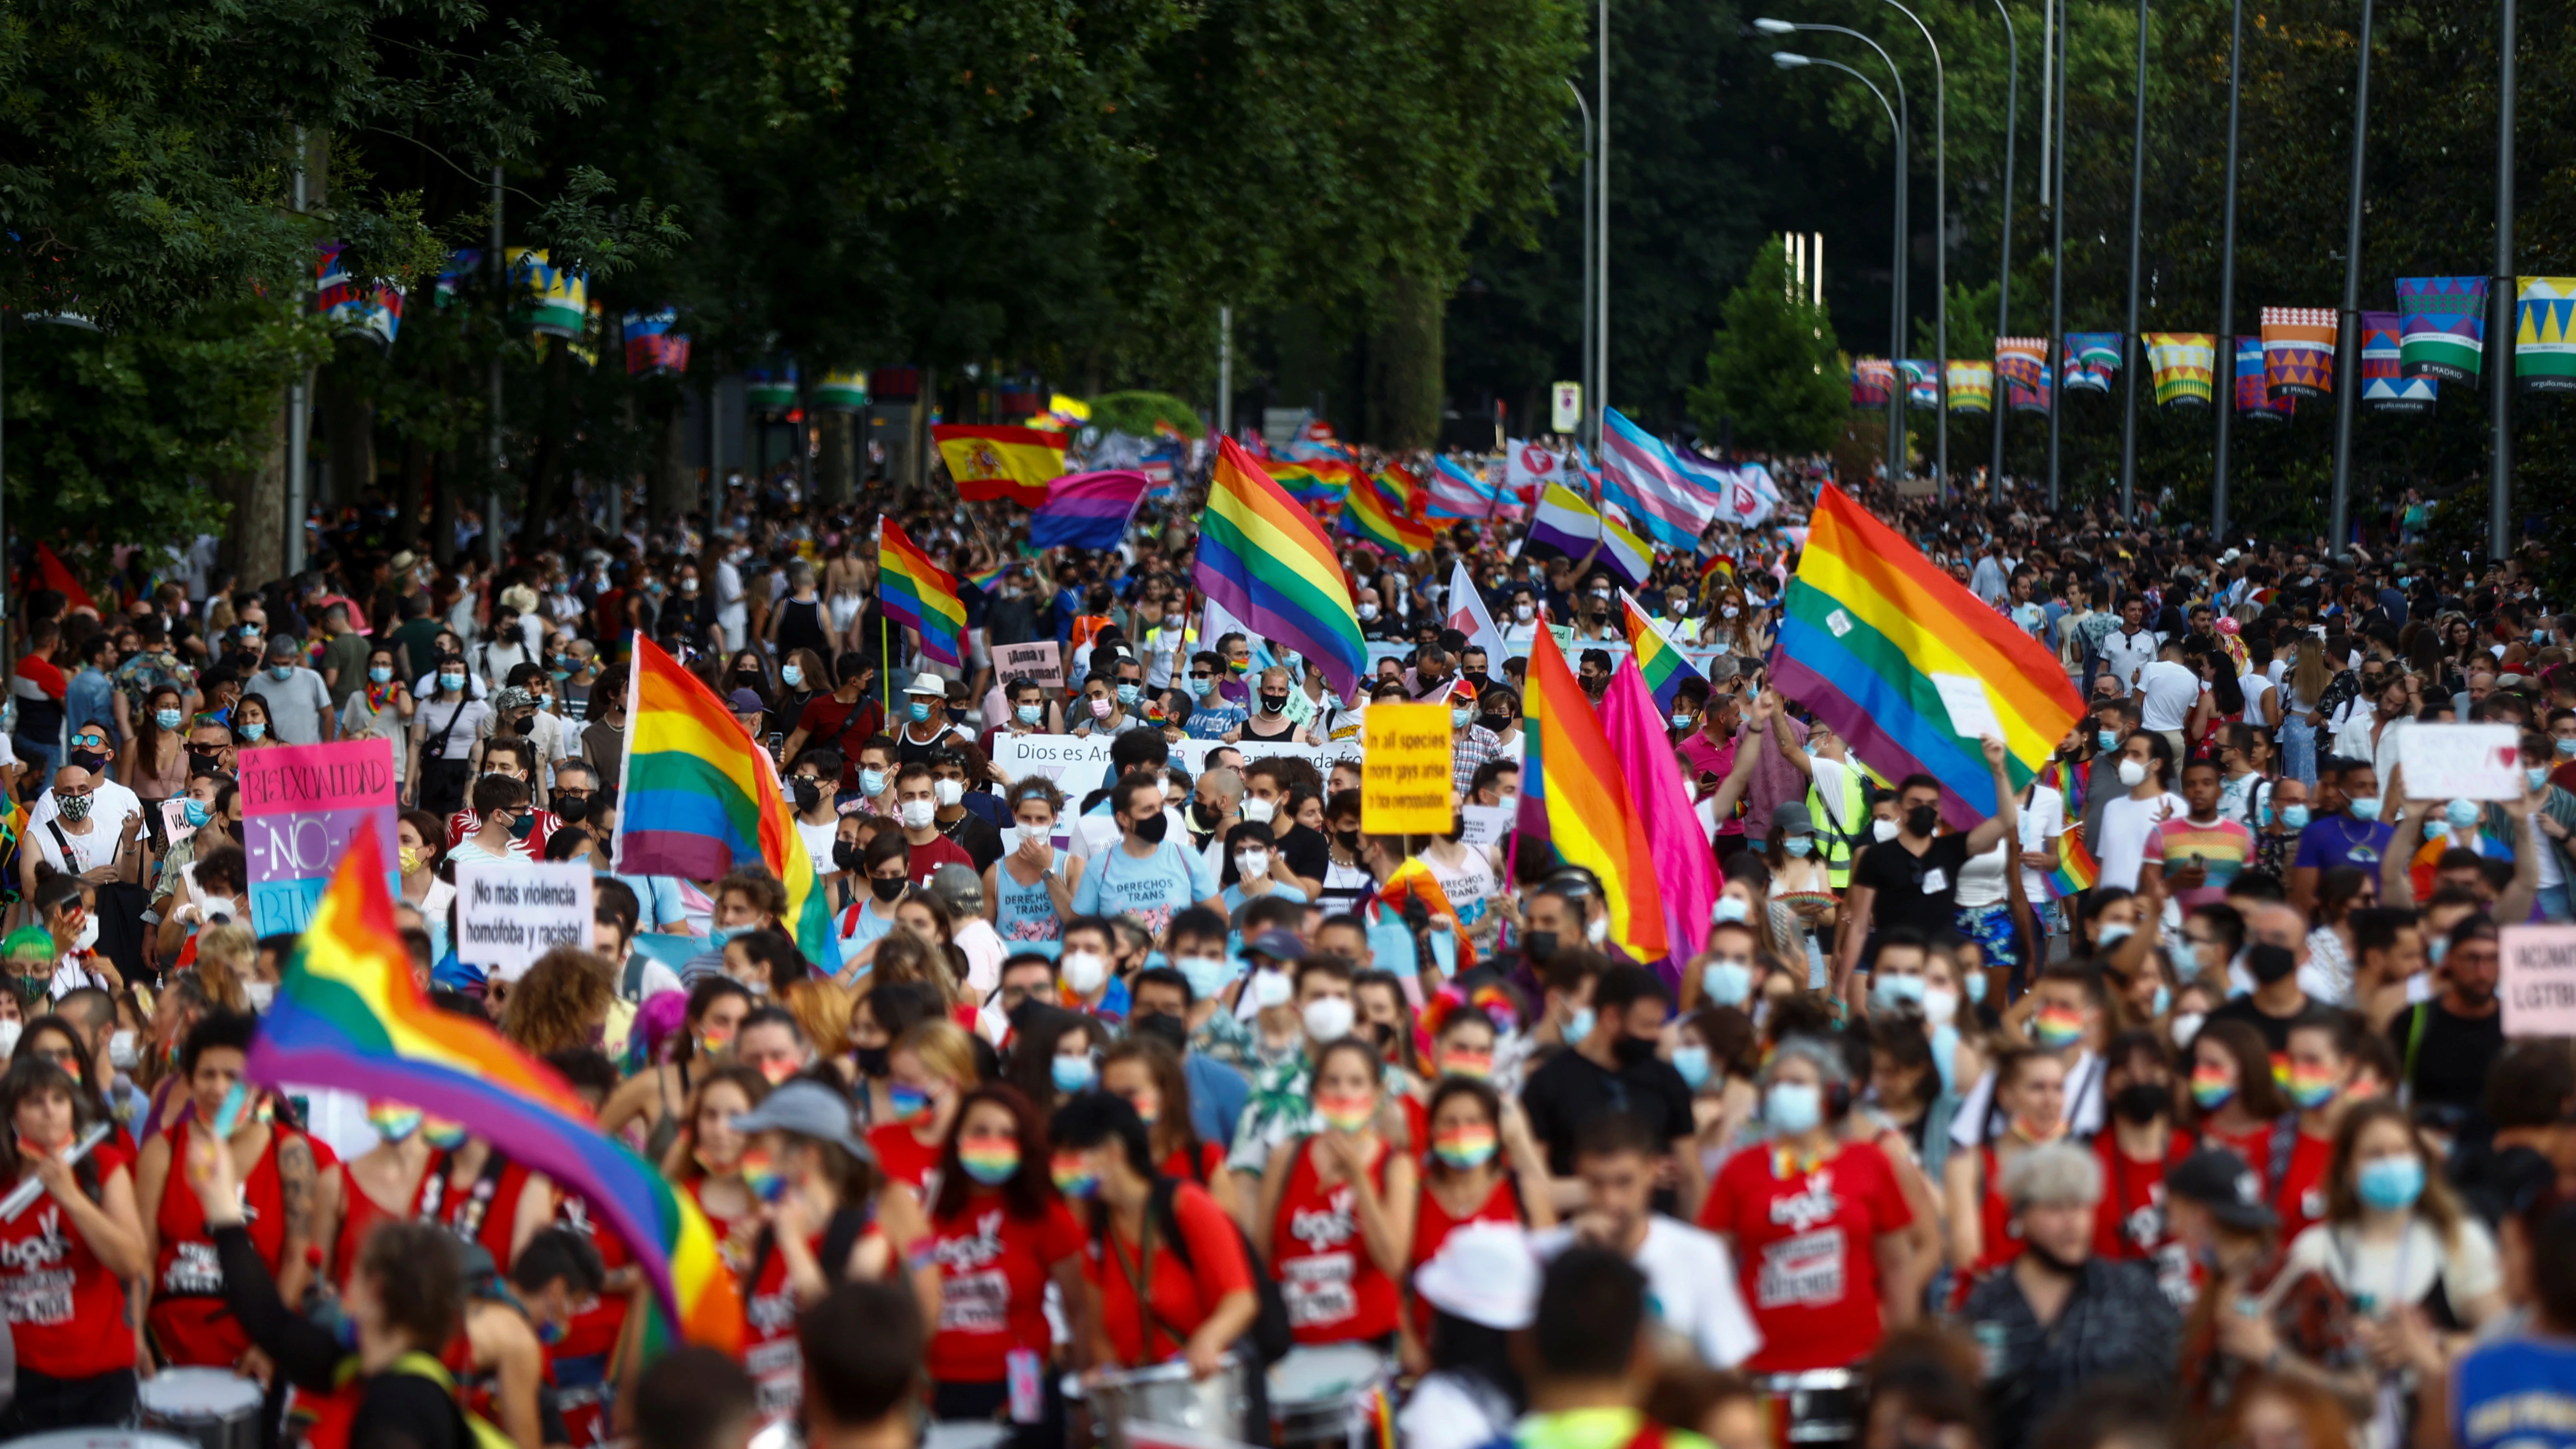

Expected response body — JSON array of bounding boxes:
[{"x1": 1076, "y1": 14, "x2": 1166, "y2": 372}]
[
  {"x1": 2047, "y1": 0, "x2": 2066, "y2": 509},
  {"x1": 1986, "y1": 0, "x2": 2017, "y2": 501},
  {"x1": 1874, "y1": 0, "x2": 1946, "y2": 499},
  {"x1": 2326, "y1": 0, "x2": 2375, "y2": 560},
  {"x1": 2116, "y1": 0, "x2": 2148, "y2": 519},
  {"x1": 1775, "y1": 50, "x2": 1906, "y2": 490},
  {"x1": 1759, "y1": 20, "x2": 1908, "y2": 485},
  {"x1": 1566, "y1": 79, "x2": 1596, "y2": 449},
  {"x1": 2489, "y1": 0, "x2": 2516, "y2": 560},
  {"x1": 1598, "y1": 0, "x2": 1611, "y2": 439},
  {"x1": 2212, "y1": 0, "x2": 2245, "y2": 537}
]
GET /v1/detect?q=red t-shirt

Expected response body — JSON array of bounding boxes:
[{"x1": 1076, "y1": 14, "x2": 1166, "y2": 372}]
[
  {"x1": 796, "y1": 696, "x2": 887, "y2": 788},
  {"x1": 868, "y1": 1122, "x2": 945, "y2": 1199},
  {"x1": 905, "y1": 834, "x2": 977, "y2": 889},
  {"x1": 1161, "y1": 1142, "x2": 1226, "y2": 1186},
  {"x1": 1701, "y1": 1139, "x2": 1914, "y2": 1373},
  {"x1": 0, "y1": 1142, "x2": 137, "y2": 1378},
  {"x1": 152, "y1": 1117, "x2": 294, "y2": 1367},
  {"x1": 1407, "y1": 1174, "x2": 1524, "y2": 1337},
  {"x1": 924, "y1": 1197, "x2": 1084, "y2": 1383},
  {"x1": 445, "y1": 806, "x2": 560, "y2": 854},
  {"x1": 2200, "y1": 1119, "x2": 2274, "y2": 1185},
  {"x1": 1271, "y1": 1139, "x2": 1402, "y2": 1345},
  {"x1": 2273, "y1": 1130, "x2": 2335, "y2": 1242},
  {"x1": 1084, "y1": 1180, "x2": 1253, "y2": 1367}
]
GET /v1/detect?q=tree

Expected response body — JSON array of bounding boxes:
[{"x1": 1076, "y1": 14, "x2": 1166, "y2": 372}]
[{"x1": 1689, "y1": 238, "x2": 1848, "y2": 454}]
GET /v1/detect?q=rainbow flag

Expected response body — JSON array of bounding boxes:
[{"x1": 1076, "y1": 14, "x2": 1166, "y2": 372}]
[
  {"x1": 931, "y1": 424, "x2": 1064, "y2": 505},
  {"x1": 2039, "y1": 755, "x2": 2086, "y2": 820},
  {"x1": 615, "y1": 638, "x2": 840, "y2": 971},
  {"x1": 1773, "y1": 484, "x2": 2084, "y2": 826},
  {"x1": 2046, "y1": 829, "x2": 2100, "y2": 900},
  {"x1": 1260, "y1": 459, "x2": 1330, "y2": 501},
  {"x1": 1373, "y1": 462, "x2": 1420, "y2": 515},
  {"x1": 876, "y1": 519, "x2": 967, "y2": 667},
  {"x1": 247, "y1": 833, "x2": 744, "y2": 1354},
  {"x1": 1620, "y1": 592, "x2": 1708, "y2": 715},
  {"x1": 965, "y1": 560, "x2": 1012, "y2": 594},
  {"x1": 1194, "y1": 437, "x2": 1368, "y2": 695},
  {"x1": 1340, "y1": 477, "x2": 1436, "y2": 557},
  {"x1": 1515, "y1": 626, "x2": 1668, "y2": 963},
  {"x1": 1310, "y1": 457, "x2": 1367, "y2": 502},
  {"x1": 1379, "y1": 858, "x2": 1476, "y2": 970}
]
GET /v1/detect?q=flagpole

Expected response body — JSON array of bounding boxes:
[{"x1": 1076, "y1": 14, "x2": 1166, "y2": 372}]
[
  {"x1": 2487, "y1": 0, "x2": 2516, "y2": 561},
  {"x1": 2046, "y1": 0, "x2": 2066, "y2": 510},
  {"x1": 2211, "y1": 0, "x2": 2245, "y2": 538}
]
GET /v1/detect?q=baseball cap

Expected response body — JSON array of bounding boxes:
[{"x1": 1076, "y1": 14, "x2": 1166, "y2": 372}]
[
  {"x1": 927, "y1": 863, "x2": 985, "y2": 918},
  {"x1": 730, "y1": 1080, "x2": 872, "y2": 1160},
  {"x1": 1244, "y1": 929, "x2": 1307, "y2": 966},
  {"x1": 1414, "y1": 1222, "x2": 1538, "y2": 1330},
  {"x1": 1771, "y1": 800, "x2": 1816, "y2": 837},
  {"x1": 2165, "y1": 1147, "x2": 2276, "y2": 1232},
  {"x1": 726, "y1": 688, "x2": 765, "y2": 713}
]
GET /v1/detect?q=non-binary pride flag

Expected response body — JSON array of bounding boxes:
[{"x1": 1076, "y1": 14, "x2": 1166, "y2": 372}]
[
  {"x1": 2262, "y1": 307, "x2": 2337, "y2": 399},
  {"x1": 2144, "y1": 333, "x2": 2216, "y2": 407},
  {"x1": 876, "y1": 519, "x2": 967, "y2": 667},
  {"x1": 248, "y1": 833, "x2": 745, "y2": 1355},
  {"x1": 1947, "y1": 361, "x2": 1994, "y2": 414},
  {"x1": 2516, "y1": 277, "x2": 2576, "y2": 393},
  {"x1": 932, "y1": 424, "x2": 1066, "y2": 506},
  {"x1": 1195, "y1": 437, "x2": 1368, "y2": 696},
  {"x1": 2396, "y1": 277, "x2": 2488, "y2": 382},
  {"x1": 1773, "y1": 484, "x2": 2084, "y2": 826},
  {"x1": 2360, "y1": 313, "x2": 2436, "y2": 414},
  {"x1": 617, "y1": 637, "x2": 841, "y2": 971},
  {"x1": 2062, "y1": 335, "x2": 2122, "y2": 394},
  {"x1": 1619, "y1": 592, "x2": 1709, "y2": 715},
  {"x1": 1028, "y1": 470, "x2": 1152, "y2": 551},
  {"x1": 1517, "y1": 626, "x2": 1668, "y2": 964},
  {"x1": 2236, "y1": 336, "x2": 2293, "y2": 421}
]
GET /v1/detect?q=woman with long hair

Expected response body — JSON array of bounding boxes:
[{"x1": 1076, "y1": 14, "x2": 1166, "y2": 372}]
[
  {"x1": 921, "y1": 1084, "x2": 1084, "y2": 1441},
  {"x1": 870, "y1": 1019, "x2": 979, "y2": 1196},
  {"x1": 336, "y1": 646, "x2": 414, "y2": 795},
  {"x1": 2305, "y1": 865, "x2": 2376, "y2": 1008},
  {"x1": 231, "y1": 693, "x2": 278, "y2": 753},
  {"x1": 599, "y1": 977, "x2": 755, "y2": 1160},
  {"x1": 2188, "y1": 1018, "x2": 2294, "y2": 1181},
  {"x1": 2282, "y1": 641, "x2": 2336, "y2": 788},
  {"x1": 0, "y1": 1057, "x2": 147, "y2": 1434},
  {"x1": 327, "y1": 1095, "x2": 438, "y2": 1295},
  {"x1": 1402, "y1": 1076, "x2": 1553, "y2": 1370},
  {"x1": 847, "y1": 980, "x2": 942, "y2": 1123},
  {"x1": 1006, "y1": 1008, "x2": 1111, "y2": 1121},
  {"x1": 1254, "y1": 1037, "x2": 1416, "y2": 1348},
  {"x1": 1101, "y1": 1036, "x2": 1241, "y2": 1220},
  {"x1": 408, "y1": 655, "x2": 489, "y2": 815},
  {"x1": 395, "y1": 809, "x2": 454, "y2": 950},
  {"x1": 661, "y1": 1063, "x2": 770, "y2": 1276},
  {"x1": 1049, "y1": 1091, "x2": 1256, "y2": 1374},
  {"x1": 123, "y1": 684, "x2": 193, "y2": 804}
]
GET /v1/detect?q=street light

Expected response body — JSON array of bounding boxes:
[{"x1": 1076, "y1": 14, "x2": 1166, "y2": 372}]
[
  {"x1": 1774, "y1": 50, "x2": 1907, "y2": 491},
  {"x1": 1984, "y1": 0, "x2": 2017, "y2": 501},
  {"x1": 2326, "y1": 0, "x2": 2377, "y2": 559},
  {"x1": 2212, "y1": 0, "x2": 2246, "y2": 536},
  {"x1": 2116, "y1": 0, "x2": 2148, "y2": 519},
  {"x1": 1760, "y1": 21, "x2": 1909, "y2": 480},
  {"x1": 1869, "y1": 0, "x2": 1947, "y2": 500},
  {"x1": 1566, "y1": 78, "x2": 1596, "y2": 450}
]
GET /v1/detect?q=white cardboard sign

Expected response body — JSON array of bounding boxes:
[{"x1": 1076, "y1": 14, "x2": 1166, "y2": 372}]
[
  {"x1": 2502, "y1": 924, "x2": 2576, "y2": 1038},
  {"x1": 454, "y1": 860, "x2": 595, "y2": 978},
  {"x1": 2395, "y1": 723, "x2": 2525, "y2": 802}
]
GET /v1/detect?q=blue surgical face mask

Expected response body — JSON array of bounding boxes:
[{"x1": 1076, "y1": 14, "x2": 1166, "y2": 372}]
[
  {"x1": 1871, "y1": 973, "x2": 1926, "y2": 1015},
  {"x1": 1672, "y1": 1045, "x2": 1713, "y2": 1090},
  {"x1": 2532, "y1": 767, "x2": 2552, "y2": 792},
  {"x1": 1116, "y1": 683, "x2": 1141, "y2": 706},
  {"x1": 1564, "y1": 1006, "x2": 1596, "y2": 1044},
  {"x1": 182, "y1": 797, "x2": 211, "y2": 828},
  {"x1": 2280, "y1": 804, "x2": 2311, "y2": 831},
  {"x1": 1017, "y1": 704, "x2": 1043, "y2": 725},
  {"x1": 366, "y1": 667, "x2": 392, "y2": 685},
  {"x1": 2097, "y1": 729, "x2": 2119, "y2": 751},
  {"x1": 2427, "y1": 935, "x2": 2450, "y2": 967},
  {"x1": 2356, "y1": 1155, "x2": 2426, "y2": 1212},
  {"x1": 1702, "y1": 961, "x2": 1753, "y2": 1007},
  {"x1": 2153, "y1": 985, "x2": 2172, "y2": 1017},
  {"x1": 2558, "y1": 737, "x2": 2576, "y2": 758},
  {"x1": 1176, "y1": 953, "x2": 1235, "y2": 1002},
  {"x1": 2349, "y1": 797, "x2": 2382, "y2": 822},
  {"x1": 908, "y1": 700, "x2": 932, "y2": 723},
  {"x1": 1783, "y1": 836, "x2": 1814, "y2": 857},
  {"x1": 860, "y1": 768, "x2": 888, "y2": 796},
  {"x1": 269, "y1": 664, "x2": 295, "y2": 682},
  {"x1": 2446, "y1": 799, "x2": 2482, "y2": 831},
  {"x1": 1453, "y1": 706, "x2": 1475, "y2": 729},
  {"x1": 1188, "y1": 676, "x2": 1212, "y2": 699},
  {"x1": 1963, "y1": 971, "x2": 1988, "y2": 1004},
  {"x1": 241, "y1": 722, "x2": 267, "y2": 742},
  {"x1": 781, "y1": 665, "x2": 804, "y2": 688},
  {"x1": 1766, "y1": 1081, "x2": 1823, "y2": 1135},
  {"x1": 1711, "y1": 896, "x2": 1750, "y2": 925},
  {"x1": 1051, "y1": 1055, "x2": 1097, "y2": 1093},
  {"x1": 1670, "y1": 712, "x2": 1695, "y2": 731},
  {"x1": 155, "y1": 708, "x2": 184, "y2": 730},
  {"x1": 438, "y1": 673, "x2": 466, "y2": 694}
]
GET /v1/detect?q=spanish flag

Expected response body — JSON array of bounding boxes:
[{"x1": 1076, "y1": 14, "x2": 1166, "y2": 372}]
[{"x1": 932, "y1": 424, "x2": 1065, "y2": 506}]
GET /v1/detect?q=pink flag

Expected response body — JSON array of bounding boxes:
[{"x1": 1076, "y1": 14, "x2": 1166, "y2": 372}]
[{"x1": 1598, "y1": 656, "x2": 1721, "y2": 989}]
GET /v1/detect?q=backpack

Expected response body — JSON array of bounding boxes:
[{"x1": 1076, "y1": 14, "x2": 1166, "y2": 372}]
[
  {"x1": 381, "y1": 1350, "x2": 518, "y2": 1449},
  {"x1": 1091, "y1": 1174, "x2": 1293, "y2": 1366}
]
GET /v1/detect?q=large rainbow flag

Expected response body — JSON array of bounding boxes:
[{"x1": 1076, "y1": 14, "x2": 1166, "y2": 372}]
[
  {"x1": 614, "y1": 637, "x2": 840, "y2": 970},
  {"x1": 1195, "y1": 437, "x2": 1368, "y2": 695},
  {"x1": 1340, "y1": 477, "x2": 1436, "y2": 557},
  {"x1": 931, "y1": 424, "x2": 1065, "y2": 505},
  {"x1": 1619, "y1": 592, "x2": 1709, "y2": 716},
  {"x1": 1516, "y1": 626, "x2": 1668, "y2": 963},
  {"x1": 877, "y1": 518, "x2": 967, "y2": 667},
  {"x1": 1773, "y1": 484, "x2": 2084, "y2": 827},
  {"x1": 247, "y1": 834, "x2": 743, "y2": 1353}
]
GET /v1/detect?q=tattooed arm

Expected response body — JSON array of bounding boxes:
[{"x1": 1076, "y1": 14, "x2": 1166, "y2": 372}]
[{"x1": 275, "y1": 1134, "x2": 317, "y2": 1309}]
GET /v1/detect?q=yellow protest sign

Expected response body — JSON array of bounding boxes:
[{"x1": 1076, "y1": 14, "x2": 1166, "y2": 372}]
[{"x1": 1361, "y1": 702, "x2": 1454, "y2": 834}]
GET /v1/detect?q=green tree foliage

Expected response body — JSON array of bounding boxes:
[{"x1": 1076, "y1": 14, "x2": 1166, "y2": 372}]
[
  {"x1": 1691, "y1": 238, "x2": 1848, "y2": 454},
  {"x1": 1088, "y1": 392, "x2": 1204, "y2": 439}
]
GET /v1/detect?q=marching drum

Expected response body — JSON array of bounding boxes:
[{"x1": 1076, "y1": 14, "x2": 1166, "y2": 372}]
[
  {"x1": 11, "y1": 1435, "x2": 198, "y2": 1449},
  {"x1": 1078, "y1": 1355, "x2": 1252, "y2": 1449},
  {"x1": 138, "y1": 1368, "x2": 267, "y2": 1449},
  {"x1": 1265, "y1": 1344, "x2": 1385, "y2": 1449}
]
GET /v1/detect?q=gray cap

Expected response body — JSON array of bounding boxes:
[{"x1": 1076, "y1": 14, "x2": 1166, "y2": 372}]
[
  {"x1": 1771, "y1": 800, "x2": 1816, "y2": 837},
  {"x1": 1244, "y1": 929, "x2": 1307, "y2": 966},
  {"x1": 927, "y1": 862, "x2": 984, "y2": 917},
  {"x1": 492, "y1": 686, "x2": 537, "y2": 713},
  {"x1": 730, "y1": 1079, "x2": 872, "y2": 1160}
]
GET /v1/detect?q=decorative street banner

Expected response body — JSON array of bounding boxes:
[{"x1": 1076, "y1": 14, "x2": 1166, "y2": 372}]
[
  {"x1": 1995, "y1": 337, "x2": 2050, "y2": 391},
  {"x1": 2396, "y1": 276, "x2": 2488, "y2": 382},
  {"x1": 2143, "y1": 333, "x2": 2216, "y2": 408},
  {"x1": 241, "y1": 739, "x2": 402, "y2": 935},
  {"x1": 812, "y1": 370, "x2": 870, "y2": 411},
  {"x1": 2006, "y1": 376, "x2": 2051, "y2": 415},
  {"x1": 2516, "y1": 277, "x2": 2576, "y2": 393},
  {"x1": 507, "y1": 249, "x2": 587, "y2": 338},
  {"x1": 1851, "y1": 359, "x2": 1892, "y2": 409},
  {"x1": 623, "y1": 310, "x2": 689, "y2": 376},
  {"x1": 2262, "y1": 306, "x2": 2337, "y2": 399},
  {"x1": 316, "y1": 243, "x2": 404, "y2": 349},
  {"x1": 1899, "y1": 360, "x2": 1938, "y2": 408},
  {"x1": 2360, "y1": 312, "x2": 2435, "y2": 414},
  {"x1": 1946, "y1": 361, "x2": 1994, "y2": 414},
  {"x1": 1360, "y1": 702, "x2": 1454, "y2": 834},
  {"x1": 2062, "y1": 334, "x2": 2121, "y2": 394},
  {"x1": 2237, "y1": 336, "x2": 2294, "y2": 422},
  {"x1": 744, "y1": 362, "x2": 799, "y2": 411}
]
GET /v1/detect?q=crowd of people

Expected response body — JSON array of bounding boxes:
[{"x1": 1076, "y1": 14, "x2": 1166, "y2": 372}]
[{"x1": 0, "y1": 449, "x2": 2572, "y2": 1449}]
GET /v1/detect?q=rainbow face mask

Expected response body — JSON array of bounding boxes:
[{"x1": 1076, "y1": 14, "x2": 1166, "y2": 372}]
[
  {"x1": 421, "y1": 1116, "x2": 470, "y2": 1151},
  {"x1": 366, "y1": 1103, "x2": 423, "y2": 1143},
  {"x1": 888, "y1": 1085, "x2": 934, "y2": 1123},
  {"x1": 1314, "y1": 1093, "x2": 1375, "y2": 1135},
  {"x1": 1430, "y1": 1125, "x2": 1497, "y2": 1170},
  {"x1": 1439, "y1": 1051, "x2": 1494, "y2": 1081},
  {"x1": 2285, "y1": 1064, "x2": 2340, "y2": 1110},
  {"x1": 739, "y1": 1147, "x2": 789, "y2": 1203},
  {"x1": 1050, "y1": 1153, "x2": 1100, "y2": 1199},
  {"x1": 2189, "y1": 1065, "x2": 2237, "y2": 1110},
  {"x1": 959, "y1": 1141, "x2": 1022, "y2": 1186},
  {"x1": 2032, "y1": 1006, "x2": 2085, "y2": 1049}
]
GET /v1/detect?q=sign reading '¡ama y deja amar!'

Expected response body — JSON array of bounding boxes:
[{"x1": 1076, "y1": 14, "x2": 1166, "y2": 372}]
[
  {"x1": 1361, "y1": 702, "x2": 1455, "y2": 834},
  {"x1": 240, "y1": 739, "x2": 402, "y2": 936}
]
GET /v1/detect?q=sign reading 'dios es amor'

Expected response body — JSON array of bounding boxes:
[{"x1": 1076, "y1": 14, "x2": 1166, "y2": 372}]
[
  {"x1": 241, "y1": 739, "x2": 401, "y2": 935},
  {"x1": 2501, "y1": 925, "x2": 2576, "y2": 1038},
  {"x1": 995, "y1": 734, "x2": 1361, "y2": 804},
  {"x1": 454, "y1": 861, "x2": 596, "y2": 976}
]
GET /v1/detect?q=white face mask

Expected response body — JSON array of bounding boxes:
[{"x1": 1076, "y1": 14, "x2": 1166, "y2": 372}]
[
  {"x1": 2116, "y1": 759, "x2": 2150, "y2": 788},
  {"x1": 1061, "y1": 950, "x2": 1109, "y2": 996},
  {"x1": 0, "y1": 1022, "x2": 19, "y2": 1060},
  {"x1": 1241, "y1": 797, "x2": 1276, "y2": 824},
  {"x1": 245, "y1": 980, "x2": 276, "y2": 1012},
  {"x1": 1250, "y1": 968, "x2": 1294, "y2": 1009},
  {"x1": 1871, "y1": 819, "x2": 1901, "y2": 843},
  {"x1": 1585, "y1": 915, "x2": 1609, "y2": 946},
  {"x1": 1301, "y1": 995, "x2": 1355, "y2": 1043},
  {"x1": 1922, "y1": 986, "x2": 1959, "y2": 1027},
  {"x1": 199, "y1": 896, "x2": 238, "y2": 926},
  {"x1": 898, "y1": 799, "x2": 936, "y2": 830},
  {"x1": 109, "y1": 1029, "x2": 137, "y2": 1070},
  {"x1": 73, "y1": 917, "x2": 98, "y2": 952},
  {"x1": 932, "y1": 778, "x2": 965, "y2": 808},
  {"x1": 1235, "y1": 850, "x2": 1271, "y2": 878},
  {"x1": 2170, "y1": 1012, "x2": 2206, "y2": 1049}
]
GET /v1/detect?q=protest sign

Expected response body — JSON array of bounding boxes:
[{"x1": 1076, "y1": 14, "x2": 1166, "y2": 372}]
[
  {"x1": 992, "y1": 640, "x2": 1064, "y2": 689},
  {"x1": 454, "y1": 860, "x2": 596, "y2": 977},
  {"x1": 240, "y1": 739, "x2": 400, "y2": 934},
  {"x1": 993, "y1": 734, "x2": 1125, "y2": 801},
  {"x1": 2503, "y1": 925, "x2": 2576, "y2": 1038},
  {"x1": 160, "y1": 797, "x2": 199, "y2": 846},
  {"x1": 1458, "y1": 803, "x2": 1514, "y2": 846},
  {"x1": 1362, "y1": 703, "x2": 1454, "y2": 833},
  {"x1": 2395, "y1": 723, "x2": 2525, "y2": 801}
]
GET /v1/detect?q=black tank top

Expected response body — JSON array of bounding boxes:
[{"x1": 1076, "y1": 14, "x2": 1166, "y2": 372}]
[{"x1": 774, "y1": 597, "x2": 832, "y2": 658}]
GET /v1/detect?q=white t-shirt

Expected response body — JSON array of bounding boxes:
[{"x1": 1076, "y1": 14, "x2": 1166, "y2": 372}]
[
  {"x1": 29, "y1": 777, "x2": 143, "y2": 845},
  {"x1": 2137, "y1": 660, "x2": 2204, "y2": 731},
  {"x1": 32, "y1": 819, "x2": 115, "y2": 877},
  {"x1": 1532, "y1": 1217, "x2": 1762, "y2": 1369},
  {"x1": 2016, "y1": 784, "x2": 2067, "y2": 904},
  {"x1": 1952, "y1": 836, "x2": 2014, "y2": 910},
  {"x1": 2274, "y1": 1217, "x2": 2501, "y2": 1318},
  {"x1": 2094, "y1": 791, "x2": 2188, "y2": 892},
  {"x1": 795, "y1": 817, "x2": 840, "y2": 872}
]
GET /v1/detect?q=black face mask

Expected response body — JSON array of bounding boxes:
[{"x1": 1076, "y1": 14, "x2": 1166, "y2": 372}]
[
  {"x1": 1611, "y1": 1035, "x2": 1658, "y2": 1068},
  {"x1": 1130, "y1": 812, "x2": 1170, "y2": 845},
  {"x1": 1478, "y1": 713, "x2": 1510, "y2": 735},
  {"x1": 1259, "y1": 694, "x2": 1289, "y2": 713},
  {"x1": 1334, "y1": 828, "x2": 1362, "y2": 853},
  {"x1": 68, "y1": 750, "x2": 107, "y2": 775},
  {"x1": 188, "y1": 750, "x2": 223, "y2": 778},
  {"x1": 737, "y1": 670, "x2": 763, "y2": 688},
  {"x1": 1132, "y1": 1011, "x2": 1188, "y2": 1052},
  {"x1": 870, "y1": 874, "x2": 907, "y2": 902},
  {"x1": 2247, "y1": 942, "x2": 2298, "y2": 985},
  {"x1": 554, "y1": 795, "x2": 591, "y2": 824},
  {"x1": 1906, "y1": 804, "x2": 1940, "y2": 838},
  {"x1": 833, "y1": 841, "x2": 861, "y2": 872},
  {"x1": 2022, "y1": 1240, "x2": 2086, "y2": 1278},
  {"x1": 1189, "y1": 800, "x2": 1221, "y2": 830},
  {"x1": 791, "y1": 777, "x2": 822, "y2": 812},
  {"x1": 853, "y1": 1044, "x2": 891, "y2": 1078},
  {"x1": 1524, "y1": 930, "x2": 1560, "y2": 965},
  {"x1": 510, "y1": 714, "x2": 535, "y2": 737},
  {"x1": 2111, "y1": 1081, "x2": 2170, "y2": 1124}
]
